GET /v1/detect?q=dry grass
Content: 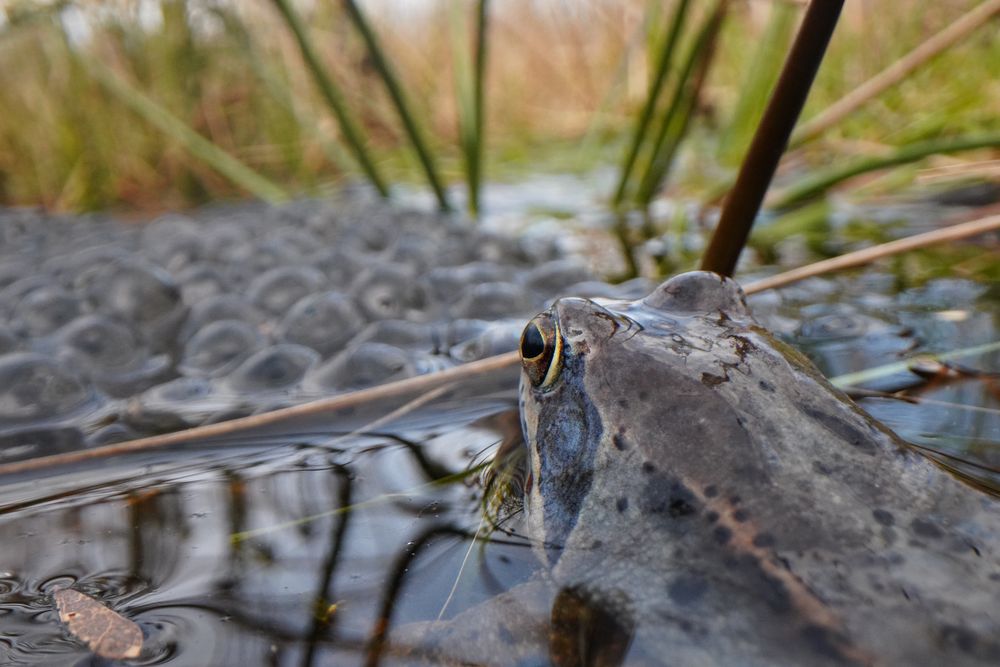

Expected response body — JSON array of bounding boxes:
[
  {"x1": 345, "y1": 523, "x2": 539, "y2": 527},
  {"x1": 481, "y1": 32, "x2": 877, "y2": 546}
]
[{"x1": 0, "y1": 0, "x2": 996, "y2": 212}]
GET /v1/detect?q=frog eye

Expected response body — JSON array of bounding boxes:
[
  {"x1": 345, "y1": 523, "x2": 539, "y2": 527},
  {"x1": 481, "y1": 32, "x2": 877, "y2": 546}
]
[{"x1": 520, "y1": 313, "x2": 562, "y2": 388}]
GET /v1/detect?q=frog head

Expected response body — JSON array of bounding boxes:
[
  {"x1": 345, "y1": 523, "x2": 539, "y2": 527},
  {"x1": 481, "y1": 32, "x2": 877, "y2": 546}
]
[{"x1": 517, "y1": 271, "x2": 757, "y2": 563}]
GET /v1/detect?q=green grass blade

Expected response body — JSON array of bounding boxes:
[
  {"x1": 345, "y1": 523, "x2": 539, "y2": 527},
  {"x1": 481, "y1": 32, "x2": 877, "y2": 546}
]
[
  {"x1": 716, "y1": 1, "x2": 799, "y2": 165},
  {"x1": 82, "y1": 56, "x2": 287, "y2": 203},
  {"x1": 771, "y1": 133, "x2": 1000, "y2": 209},
  {"x1": 611, "y1": 0, "x2": 691, "y2": 208},
  {"x1": 633, "y1": 1, "x2": 725, "y2": 207},
  {"x1": 342, "y1": 0, "x2": 451, "y2": 211},
  {"x1": 270, "y1": 0, "x2": 389, "y2": 198},
  {"x1": 468, "y1": 0, "x2": 490, "y2": 217}
]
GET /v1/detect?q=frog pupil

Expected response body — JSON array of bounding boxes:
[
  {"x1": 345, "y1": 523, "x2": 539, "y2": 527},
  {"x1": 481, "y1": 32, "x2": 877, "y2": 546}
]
[{"x1": 521, "y1": 323, "x2": 546, "y2": 360}]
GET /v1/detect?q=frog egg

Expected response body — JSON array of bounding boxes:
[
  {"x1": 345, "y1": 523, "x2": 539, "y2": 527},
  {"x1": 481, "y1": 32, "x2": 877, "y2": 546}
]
[
  {"x1": 305, "y1": 342, "x2": 414, "y2": 392},
  {"x1": 438, "y1": 318, "x2": 493, "y2": 349},
  {"x1": 387, "y1": 231, "x2": 442, "y2": 273},
  {"x1": 10, "y1": 285, "x2": 80, "y2": 337},
  {"x1": 422, "y1": 262, "x2": 512, "y2": 306},
  {"x1": 449, "y1": 320, "x2": 524, "y2": 362},
  {"x1": 180, "y1": 294, "x2": 264, "y2": 342},
  {"x1": 0, "y1": 276, "x2": 54, "y2": 311},
  {"x1": 180, "y1": 319, "x2": 264, "y2": 377},
  {"x1": 353, "y1": 320, "x2": 436, "y2": 350},
  {"x1": 454, "y1": 282, "x2": 535, "y2": 320},
  {"x1": 337, "y1": 215, "x2": 397, "y2": 252},
  {"x1": 219, "y1": 239, "x2": 299, "y2": 281},
  {"x1": 522, "y1": 258, "x2": 594, "y2": 294},
  {"x1": 175, "y1": 264, "x2": 232, "y2": 305},
  {"x1": 200, "y1": 221, "x2": 249, "y2": 261},
  {"x1": 263, "y1": 227, "x2": 322, "y2": 258},
  {"x1": 86, "y1": 422, "x2": 140, "y2": 447},
  {"x1": 0, "y1": 426, "x2": 85, "y2": 463},
  {"x1": 466, "y1": 230, "x2": 525, "y2": 264},
  {"x1": 246, "y1": 266, "x2": 327, "y2": 318},
  {"x1": 0, "y1": 325, "x2": 17, "y2": 355},
  {"x1": 275, "y1": 292, "x2": 366, "y2": 357},
  {"x1": 53, "y1": 315, "x2": 144, "y2": 373},
  {"x1": 41, "y1": 245, "x2": 132, "y2": 286},
  {"x1": 223, "y1": 344, "x2": 320, "y2": 393},
  {"x1": 0, "y1": 258, "x2": 35, "y2": 291},
  {"x1": 0, "y1": 352, "x2": 97, "y2": 423},
  {"x1": 350, "y1": 265, "x2": 427, "y2": 321},
  {"x1": 140, "y1": 214, "x2": 204, "y2": 270},
  {"x1": 74, "y1": 258, "x2": 187, "y2": 346},
  {"x1": 308, "y1": 247, "x2": 369, "y2": 287},
  {"x1": 129, "y1": 377, "x2": 231, "y2": 430}
]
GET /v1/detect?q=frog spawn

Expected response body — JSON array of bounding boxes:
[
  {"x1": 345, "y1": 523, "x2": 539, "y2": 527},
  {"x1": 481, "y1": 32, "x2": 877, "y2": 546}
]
[{"x1": 0, "y1": 200, "x2": 652, "y2": 454}]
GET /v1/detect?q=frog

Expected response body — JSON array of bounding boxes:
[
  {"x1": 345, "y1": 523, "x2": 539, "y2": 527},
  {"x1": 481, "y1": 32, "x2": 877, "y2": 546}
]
[{"x1": 388, "y1": 271, "x2": 1000, "y2": 666}]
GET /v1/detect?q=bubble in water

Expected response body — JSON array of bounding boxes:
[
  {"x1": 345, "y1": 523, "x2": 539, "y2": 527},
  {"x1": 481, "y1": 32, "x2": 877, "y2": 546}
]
[
  {"x1": 225, "y1": 344, "x2": 319, "y2": 392},
  {"x1": 246, "y1": 266, "x2": 326, "y2": 317},
  {"x1": 180, "y1": 319, "x2": 263, "y2": 377},
  {"x1": 309, "y1": 247, "x2": 368, "y2": 286},
  {"x1": 276, "y1": 292, "x2": 365, "y2": 357}
]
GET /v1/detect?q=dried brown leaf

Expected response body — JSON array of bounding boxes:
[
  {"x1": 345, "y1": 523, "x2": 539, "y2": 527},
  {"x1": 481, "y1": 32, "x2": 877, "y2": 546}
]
[{"x1": 54, "y1": 588, "x2": 142, "y2": 660}]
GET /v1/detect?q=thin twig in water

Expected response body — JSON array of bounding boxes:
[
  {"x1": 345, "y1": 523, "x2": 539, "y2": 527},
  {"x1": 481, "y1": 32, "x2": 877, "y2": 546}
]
[
  {"x1": 0, "y1": 352, "x2": 518, "y2": 477},
  {"x1": 742, "y1": 214, "x2": 1000, "y2": 294}
]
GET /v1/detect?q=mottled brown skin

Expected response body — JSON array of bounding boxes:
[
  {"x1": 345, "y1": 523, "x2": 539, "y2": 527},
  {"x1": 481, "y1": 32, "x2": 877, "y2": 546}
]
[{"x1": 394, "y1": 271, "x2": 1000, "y2": 666}]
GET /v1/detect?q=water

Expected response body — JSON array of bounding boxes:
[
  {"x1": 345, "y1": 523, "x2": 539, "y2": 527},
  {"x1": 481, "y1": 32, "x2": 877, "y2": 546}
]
[{"x1": 0, "y1": 186, "x2": 998, "y2": 664}]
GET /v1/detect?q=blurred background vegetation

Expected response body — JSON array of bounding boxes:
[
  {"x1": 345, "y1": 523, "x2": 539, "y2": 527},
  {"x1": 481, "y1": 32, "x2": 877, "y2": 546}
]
[{"x1": 0, "y1": 0, "x2": 997, "y2": 218}]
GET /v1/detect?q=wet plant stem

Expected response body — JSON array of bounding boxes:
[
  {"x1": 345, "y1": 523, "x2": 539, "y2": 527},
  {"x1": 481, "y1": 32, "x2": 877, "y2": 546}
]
[
  {"x1": 701, "y1": 0, "x2": 844, "y2": 277},
  {"x1": 342, "y1": 0, "x2": 451, "y2": 210},
  {"x1": 270, "y1": 0, "x2": 390, "y2": 198}
]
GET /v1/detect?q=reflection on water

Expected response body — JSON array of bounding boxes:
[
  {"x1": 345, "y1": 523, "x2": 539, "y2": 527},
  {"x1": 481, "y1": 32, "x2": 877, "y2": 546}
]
[
  {"x1": 0, "y1": 378, "x2": 540, "y2": 666},
  {"x1": 1, "y1": 268, "x2": 998, "y2": 665}
]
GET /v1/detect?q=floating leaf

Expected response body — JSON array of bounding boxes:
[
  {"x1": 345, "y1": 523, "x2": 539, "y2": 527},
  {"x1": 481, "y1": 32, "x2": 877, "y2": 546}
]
[{"x1": 54, "y1": 588, "x2": 142, "y2": 660}]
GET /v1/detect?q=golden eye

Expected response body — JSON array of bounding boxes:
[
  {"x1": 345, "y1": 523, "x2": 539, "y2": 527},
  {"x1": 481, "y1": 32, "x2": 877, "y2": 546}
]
[{"x1": 520, "y1": 313, "x2": 562, "y2": 388}]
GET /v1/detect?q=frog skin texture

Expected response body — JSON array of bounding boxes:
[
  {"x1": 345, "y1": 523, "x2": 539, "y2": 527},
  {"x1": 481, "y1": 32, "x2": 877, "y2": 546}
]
[{"x1": 391, "y1": 271, "x2": 1000, "y2": 666}]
